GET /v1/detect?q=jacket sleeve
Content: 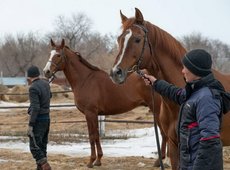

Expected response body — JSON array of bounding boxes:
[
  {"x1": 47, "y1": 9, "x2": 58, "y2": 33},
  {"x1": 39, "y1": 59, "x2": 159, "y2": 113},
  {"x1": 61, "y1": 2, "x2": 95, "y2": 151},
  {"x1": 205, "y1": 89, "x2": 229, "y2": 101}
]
[
  {"x1": 153, "y1": 80, "x2": 185, "y2": 105},
  {"x1": 196, "y1": 95, "x2": 221, "y2": 140},
  {"x1": 28, "y1": 87, "x2": 40, "y2": 126}
]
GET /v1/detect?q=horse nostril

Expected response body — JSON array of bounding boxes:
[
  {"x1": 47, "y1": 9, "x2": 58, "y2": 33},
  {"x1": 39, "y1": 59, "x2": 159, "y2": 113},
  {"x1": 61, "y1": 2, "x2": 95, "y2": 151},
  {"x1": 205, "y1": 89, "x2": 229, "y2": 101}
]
[
  {"x1": 44, "y1": 70, "x2": 50, "y2": 77},
  {"x1": 116, "y1": 68, "x2": 122, "y2": 76},
  {"x1": 111, "y1": 67, "x2": 122, "y2": 77}
]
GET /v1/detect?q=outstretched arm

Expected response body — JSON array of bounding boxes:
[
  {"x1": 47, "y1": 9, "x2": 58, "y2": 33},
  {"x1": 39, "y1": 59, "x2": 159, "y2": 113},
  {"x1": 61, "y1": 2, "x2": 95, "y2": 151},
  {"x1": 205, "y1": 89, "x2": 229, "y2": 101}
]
[{"x1": 142, "y1": 74, "x2": 184, "y2": 104}]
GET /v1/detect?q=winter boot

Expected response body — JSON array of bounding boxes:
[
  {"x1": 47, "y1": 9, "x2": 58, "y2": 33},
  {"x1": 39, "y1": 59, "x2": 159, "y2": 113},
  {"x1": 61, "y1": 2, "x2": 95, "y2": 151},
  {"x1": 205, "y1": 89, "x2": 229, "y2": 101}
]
[
  {"x1": 41, "y1": 162, "x2": 52, "y2": 170},
  {"x1": 36, "y1": 164, "x2": 42, "y2": 170}
]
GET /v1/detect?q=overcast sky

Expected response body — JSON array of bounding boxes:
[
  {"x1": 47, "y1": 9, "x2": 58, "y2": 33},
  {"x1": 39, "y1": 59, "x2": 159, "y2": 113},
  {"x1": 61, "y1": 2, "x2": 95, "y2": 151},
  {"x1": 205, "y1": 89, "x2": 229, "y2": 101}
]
[{"x1": 0, "y1": 0, "x2": 229, "y2": 45}]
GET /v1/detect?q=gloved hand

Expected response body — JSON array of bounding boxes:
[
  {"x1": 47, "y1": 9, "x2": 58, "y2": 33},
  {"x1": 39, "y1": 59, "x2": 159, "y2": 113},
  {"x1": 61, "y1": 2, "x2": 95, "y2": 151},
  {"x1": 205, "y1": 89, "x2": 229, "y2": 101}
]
[{"x1": 27, "y1": 126, "x2": 34, "y2": 137}]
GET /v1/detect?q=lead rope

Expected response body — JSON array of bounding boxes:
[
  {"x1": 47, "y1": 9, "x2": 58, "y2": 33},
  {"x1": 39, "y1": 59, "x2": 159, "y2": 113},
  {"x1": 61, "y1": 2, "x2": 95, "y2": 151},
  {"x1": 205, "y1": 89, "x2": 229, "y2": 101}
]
[
  {"x1": 48, "y1": 75, "x2": 55, "y2": 84},
  {"x1": 136, "y1": 69, "x2": 165, "y2": 170},
  {"x1": 48, "y1": 49, "x2": 66, "y2": 84}
]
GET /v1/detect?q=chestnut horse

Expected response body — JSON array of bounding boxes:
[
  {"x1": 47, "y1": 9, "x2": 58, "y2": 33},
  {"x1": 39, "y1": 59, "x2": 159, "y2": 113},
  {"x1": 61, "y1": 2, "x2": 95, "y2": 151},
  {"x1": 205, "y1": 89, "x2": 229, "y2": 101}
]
[
  {"x1": 110, "y1": 8, "x2": 230, "y2": 170},
  {"x1": 43, "y1": 39, "x2": 168, "y2": 168}
]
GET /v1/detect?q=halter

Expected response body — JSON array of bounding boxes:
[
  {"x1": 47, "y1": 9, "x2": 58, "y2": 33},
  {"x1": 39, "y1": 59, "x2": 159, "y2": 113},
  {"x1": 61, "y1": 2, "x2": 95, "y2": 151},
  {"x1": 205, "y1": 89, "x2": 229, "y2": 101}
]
[
  {"x1": 127, "y1": 24, "x2": 152, "y2": 74},
  {"x1": 48, "y1": 49, "x2": 66, "y2": 83}
]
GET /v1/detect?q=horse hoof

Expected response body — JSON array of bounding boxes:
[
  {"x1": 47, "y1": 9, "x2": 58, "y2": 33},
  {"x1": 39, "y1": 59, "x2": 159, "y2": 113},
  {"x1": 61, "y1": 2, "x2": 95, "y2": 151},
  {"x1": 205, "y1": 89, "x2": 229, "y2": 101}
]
[
  {"x1": 153, "y1": 159, "x2": 160, "y2": 167},
  {"x1": 93, "y1": 161, "x2": 102, "y2": 166},
  {"x1": 153, "y1": 158, "x2": 170, "y2": 168},
  {"x1": 87, "y1": 163, "x2": 94, "y2": 168},
  {"x1": 163, "y1": 163, "x2": 170, "y2": 168}
]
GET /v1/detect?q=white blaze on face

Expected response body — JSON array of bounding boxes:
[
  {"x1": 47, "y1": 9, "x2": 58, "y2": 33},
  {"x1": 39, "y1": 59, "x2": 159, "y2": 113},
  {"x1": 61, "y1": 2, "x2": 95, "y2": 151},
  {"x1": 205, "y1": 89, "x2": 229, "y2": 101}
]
[
  {"x1": 43, "y1": 50, "x2": 58, "y2": 72},
  {"x1": 112, "y1": 29, "x2": 132, "y2": 72}
]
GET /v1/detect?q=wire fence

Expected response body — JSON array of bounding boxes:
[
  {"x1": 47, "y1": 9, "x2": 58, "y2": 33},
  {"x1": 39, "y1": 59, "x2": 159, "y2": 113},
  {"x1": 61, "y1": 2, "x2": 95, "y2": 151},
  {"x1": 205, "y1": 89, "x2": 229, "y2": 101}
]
[{"x1": 0, "y1": 90, "x2": 72, "y2": 96}]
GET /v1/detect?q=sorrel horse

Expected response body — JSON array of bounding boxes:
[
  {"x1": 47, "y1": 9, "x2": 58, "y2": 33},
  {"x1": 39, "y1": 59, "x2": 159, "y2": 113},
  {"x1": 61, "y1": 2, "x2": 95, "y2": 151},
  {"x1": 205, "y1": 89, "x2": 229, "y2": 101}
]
[
  {"x1": 110, "y1": 8, "x2": 230, "y2": 170},
  {"x1": 43, "y1": 39, "x2": 168, "y2": 168}
]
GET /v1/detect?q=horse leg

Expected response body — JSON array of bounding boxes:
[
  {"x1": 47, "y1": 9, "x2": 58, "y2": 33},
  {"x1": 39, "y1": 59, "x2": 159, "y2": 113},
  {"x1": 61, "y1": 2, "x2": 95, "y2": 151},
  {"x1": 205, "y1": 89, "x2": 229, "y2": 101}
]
[
  {"x1": 93, "y1": 138, "x2": 103, "y2": 166},
  {"x1": 153, "y1": 129, "x2": 167, "y2": 167},
  {"x1": 151, "y1": 101, "x2": 167, "y2": 167},
  {"x1": 85, "y1": 113, "x2": 97, "y2": 168},
  {"x1": 93, "y1": 116, "x2": 103, "y2": 166},
  {"x1": 168, "y1": 132, "x2": 179, "y2": 170},
  {"x1": 154, "y1": 104, "x2": 173, "y2": 168},
  {"x1": 161, "y1": 134, "x2": 167, "y2": 160}
]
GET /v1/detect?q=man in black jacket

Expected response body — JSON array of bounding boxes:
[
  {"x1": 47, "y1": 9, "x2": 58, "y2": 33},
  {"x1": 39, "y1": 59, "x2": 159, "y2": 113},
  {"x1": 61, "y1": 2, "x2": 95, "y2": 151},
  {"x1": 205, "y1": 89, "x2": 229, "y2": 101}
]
[{"x1": 27, "y1": 65, "x2": 52, "y2": 170}]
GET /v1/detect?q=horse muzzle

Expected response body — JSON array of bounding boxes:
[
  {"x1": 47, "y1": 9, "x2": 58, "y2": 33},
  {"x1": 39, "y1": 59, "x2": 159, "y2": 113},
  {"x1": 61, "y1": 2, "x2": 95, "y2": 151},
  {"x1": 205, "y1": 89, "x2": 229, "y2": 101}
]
[
  {"x1": 110, "y1": 67, "x2": 127, "y2": 84},
  {"x1": 43, "y1": 70, "x2": 53, "y2": 79}
]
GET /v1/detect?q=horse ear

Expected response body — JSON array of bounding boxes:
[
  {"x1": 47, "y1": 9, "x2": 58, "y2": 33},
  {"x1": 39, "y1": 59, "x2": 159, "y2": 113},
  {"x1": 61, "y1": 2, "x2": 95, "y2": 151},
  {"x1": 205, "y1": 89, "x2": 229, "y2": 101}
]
[
  {"x1": 50, "y1": 39, "x2": 55, "y2": 47},
  {"x1": 120, "y1": 10, "x2": 128, "y2": 24},
  {"x1": 135, "y1": 7, "x2": 144, "y2": 25},
  {"x1": 61, "y1": 39, "x2": 65, "y2": 48}
]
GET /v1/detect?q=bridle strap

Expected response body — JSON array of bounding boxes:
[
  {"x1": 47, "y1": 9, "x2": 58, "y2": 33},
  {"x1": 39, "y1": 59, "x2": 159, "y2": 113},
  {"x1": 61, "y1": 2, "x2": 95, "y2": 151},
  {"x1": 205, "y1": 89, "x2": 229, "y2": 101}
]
[
  {"x1": 134, "y1": 24, "x2": 148, "y2": 69},
  {"x1": 48, "y1": 49, "x2": 66, "y2": 84},
  {"x1": 127, "y1": 24, "x2": 152, "y2": 73}
]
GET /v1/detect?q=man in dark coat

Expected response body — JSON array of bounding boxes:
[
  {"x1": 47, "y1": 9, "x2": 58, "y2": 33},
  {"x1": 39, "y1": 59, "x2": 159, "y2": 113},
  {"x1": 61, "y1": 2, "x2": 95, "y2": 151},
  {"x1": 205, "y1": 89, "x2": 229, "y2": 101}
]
[
  {"x1": 143, "y1": 49, "x2": 224, "y2": 170},
  {"x1": 27, "y1": 65, "x2": 52, "y2": 170}
]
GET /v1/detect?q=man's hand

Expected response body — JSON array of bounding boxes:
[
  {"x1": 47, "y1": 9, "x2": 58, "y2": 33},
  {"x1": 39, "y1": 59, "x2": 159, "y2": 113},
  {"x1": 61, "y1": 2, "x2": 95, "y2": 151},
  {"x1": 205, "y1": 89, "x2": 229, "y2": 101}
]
[
  {"x1": 27, "y1": 126, "x2": 34, "y2": 137},
  {"x1": 142, "y1": 74, "x2": 157, "y2": 86}
]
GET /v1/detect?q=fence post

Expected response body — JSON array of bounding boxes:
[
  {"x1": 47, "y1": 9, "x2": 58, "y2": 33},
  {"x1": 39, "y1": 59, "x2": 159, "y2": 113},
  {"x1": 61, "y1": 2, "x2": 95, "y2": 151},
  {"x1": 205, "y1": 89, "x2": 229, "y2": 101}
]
[
  {"x1": 0, "y1": 71, "x2": 2, "y2": 85},
  {"x1": 98, "y1": 115, "x2": 105, "y2": 137}
]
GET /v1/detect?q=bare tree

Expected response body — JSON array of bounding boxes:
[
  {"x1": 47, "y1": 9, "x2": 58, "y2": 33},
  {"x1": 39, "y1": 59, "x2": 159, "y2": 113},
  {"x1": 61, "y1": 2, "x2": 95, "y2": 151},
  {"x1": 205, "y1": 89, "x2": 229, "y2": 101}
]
[
  {"x1": 46, "y1": 13, "x2": 92, "y2": 49},
  {"x1": 46, "y1": 13, "x2": 117, "y2": 72},
  {"x1": 83, "y1": 33, "x2": 117, "y2": 72},
  {"x1": 0, "y1": 35, "x2": 18, "y2": 76},
  {"x1": 0, "y1": 13, "x2": 117, "y2": 77},
  {"x1": 179, "y1": 32, "x2": 230, "y2": 73},
  {"x1": 0, "y1": 33, "x2": 49, "y2": 76},
  {"x1": 209, "y1": 40, "x2": 230, "y2": 72}
]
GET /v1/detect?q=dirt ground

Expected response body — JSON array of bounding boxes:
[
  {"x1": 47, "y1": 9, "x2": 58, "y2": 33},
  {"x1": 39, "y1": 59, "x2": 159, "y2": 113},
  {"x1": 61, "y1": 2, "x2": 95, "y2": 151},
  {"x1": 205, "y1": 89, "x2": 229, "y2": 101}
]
[
  {"x1": 0, "y1": 148, "x2": 165, "y2": 170},
  {"x1": 1, "y1": 87, "x2": 230, "y2": 170}
]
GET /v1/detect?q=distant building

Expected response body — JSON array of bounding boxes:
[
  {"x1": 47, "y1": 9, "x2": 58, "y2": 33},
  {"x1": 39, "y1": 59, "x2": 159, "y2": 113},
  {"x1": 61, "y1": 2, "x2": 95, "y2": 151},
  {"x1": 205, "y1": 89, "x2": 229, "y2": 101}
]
[{"x1": 0, "y1": 77, "x2": 27, "y2": 87}]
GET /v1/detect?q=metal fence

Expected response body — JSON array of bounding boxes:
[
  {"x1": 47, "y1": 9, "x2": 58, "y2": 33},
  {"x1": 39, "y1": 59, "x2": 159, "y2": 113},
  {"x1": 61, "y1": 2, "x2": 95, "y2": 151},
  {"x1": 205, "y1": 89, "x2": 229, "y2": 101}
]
[{"x1": 0, "y1": 90, "x2": 154, "y2": 136}]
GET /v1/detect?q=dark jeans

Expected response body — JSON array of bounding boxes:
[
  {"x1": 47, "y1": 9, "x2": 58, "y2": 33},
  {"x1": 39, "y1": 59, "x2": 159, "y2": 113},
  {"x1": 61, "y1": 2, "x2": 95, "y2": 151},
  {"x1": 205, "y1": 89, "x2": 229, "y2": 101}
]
[{"x1": 29, "y1": 121, "x2": 50, "y2": 164}]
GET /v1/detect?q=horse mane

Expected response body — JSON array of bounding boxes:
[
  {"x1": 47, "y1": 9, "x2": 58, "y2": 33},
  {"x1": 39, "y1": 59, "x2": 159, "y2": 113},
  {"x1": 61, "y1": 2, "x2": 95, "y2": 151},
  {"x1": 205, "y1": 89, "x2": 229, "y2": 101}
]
[
  {"x1": 122, "y1": 18, "x2": 186, "y2": 65},
  {"x1": 64, "y1": 46, "x2": 101, "y2": 71},
  {"x1": 146, "y1": 21, "x2": 186, "y2": 63}
]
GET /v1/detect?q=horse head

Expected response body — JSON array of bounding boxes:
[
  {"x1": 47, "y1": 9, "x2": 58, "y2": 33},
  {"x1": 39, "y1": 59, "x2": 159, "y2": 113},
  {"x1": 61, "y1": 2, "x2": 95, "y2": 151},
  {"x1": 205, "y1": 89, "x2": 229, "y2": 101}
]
[
  {"x1": 110, "y1": 8, "x2": 154, "y2": 84},
  {"x1": 43, "y1": 39, "x2": 66, "y2": 79}
]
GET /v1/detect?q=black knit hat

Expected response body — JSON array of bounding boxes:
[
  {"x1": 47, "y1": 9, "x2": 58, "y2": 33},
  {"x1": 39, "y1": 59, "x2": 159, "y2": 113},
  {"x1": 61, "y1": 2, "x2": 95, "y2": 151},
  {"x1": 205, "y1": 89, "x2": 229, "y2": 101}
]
[
  {"x1": 27, "y1": 66, "x2": 40, "y2": 78},
  {"x1": 182, "y1": 49, "x2": 212, "y2": 77}
]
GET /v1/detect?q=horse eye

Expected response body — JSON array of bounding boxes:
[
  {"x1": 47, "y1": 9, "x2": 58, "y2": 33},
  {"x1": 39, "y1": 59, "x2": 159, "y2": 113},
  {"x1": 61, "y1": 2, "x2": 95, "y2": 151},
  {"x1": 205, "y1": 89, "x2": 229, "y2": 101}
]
[{"x1": 135, "y1": 38, "x2": 141, "y2": 43}]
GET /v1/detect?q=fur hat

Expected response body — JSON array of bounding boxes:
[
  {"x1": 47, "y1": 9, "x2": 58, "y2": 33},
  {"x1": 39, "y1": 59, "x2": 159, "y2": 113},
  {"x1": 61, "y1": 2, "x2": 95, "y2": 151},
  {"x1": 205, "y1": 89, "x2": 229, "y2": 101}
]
[
  {"x1": 182, "y1": 49, "x2": 212, "y2": 77},
  {"x1": 27, "y1": 66, "x2": 40, "y2": 78}
]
